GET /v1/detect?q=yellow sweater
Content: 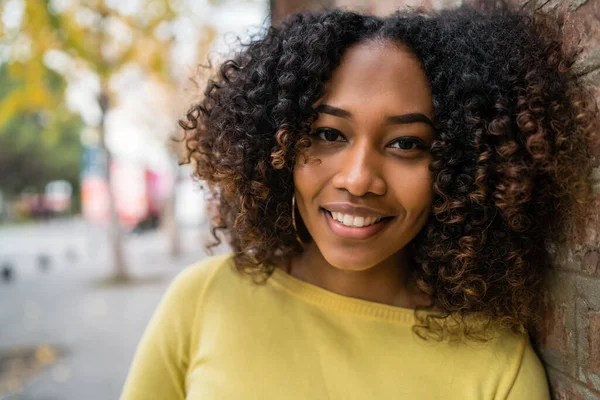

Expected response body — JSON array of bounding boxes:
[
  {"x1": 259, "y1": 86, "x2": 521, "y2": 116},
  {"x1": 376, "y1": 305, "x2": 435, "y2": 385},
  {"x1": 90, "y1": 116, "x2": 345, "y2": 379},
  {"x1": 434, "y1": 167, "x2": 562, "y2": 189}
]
[{"x1": 121, "y1": 254, "x2": 550, "y2": 400}]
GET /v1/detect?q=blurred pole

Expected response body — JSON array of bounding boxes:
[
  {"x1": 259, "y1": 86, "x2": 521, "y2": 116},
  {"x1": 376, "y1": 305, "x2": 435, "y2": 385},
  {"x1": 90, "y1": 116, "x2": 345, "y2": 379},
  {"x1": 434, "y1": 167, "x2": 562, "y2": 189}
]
[
  {"x1": 95, "y1": 3, "x2": 129, "y2": 280},
  {"x1": 164, "y1": 160, "x2": 181, "y2": 258},
  {"x1": 98, "y1": 88, "x2": 128, "y2": 280}
]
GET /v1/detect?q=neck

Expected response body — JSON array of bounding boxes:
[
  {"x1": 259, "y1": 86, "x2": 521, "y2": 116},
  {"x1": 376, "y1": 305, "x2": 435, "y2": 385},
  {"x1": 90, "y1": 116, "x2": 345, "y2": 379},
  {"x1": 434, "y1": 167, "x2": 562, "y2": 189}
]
[{"x1": 286, "y1": 243, "x2": 429, "y2": 309}]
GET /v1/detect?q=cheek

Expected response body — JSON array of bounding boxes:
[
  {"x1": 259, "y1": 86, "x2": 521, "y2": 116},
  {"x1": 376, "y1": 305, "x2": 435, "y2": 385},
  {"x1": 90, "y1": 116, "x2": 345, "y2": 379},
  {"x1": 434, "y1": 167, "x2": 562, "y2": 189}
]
[
  {"x1": 293, "y1": 155, "x2": 332, "y2": 199},
  {"x1": 390, "y1": 164, "x2": 434, "y2": 211}
]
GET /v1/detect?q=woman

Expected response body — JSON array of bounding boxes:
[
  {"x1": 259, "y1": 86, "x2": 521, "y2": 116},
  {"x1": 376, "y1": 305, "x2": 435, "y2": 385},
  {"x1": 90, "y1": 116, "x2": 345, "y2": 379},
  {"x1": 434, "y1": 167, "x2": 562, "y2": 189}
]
[{"x1": 121, "y1": 4, "x2": 596, "y2": 399}]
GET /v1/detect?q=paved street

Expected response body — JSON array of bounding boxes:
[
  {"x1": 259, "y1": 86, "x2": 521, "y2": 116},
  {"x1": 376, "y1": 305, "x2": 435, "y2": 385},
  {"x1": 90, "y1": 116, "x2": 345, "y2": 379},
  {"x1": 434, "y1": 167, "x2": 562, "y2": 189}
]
[{"x1": 0, "y1": 219, "x2": 222, "y2": 400}]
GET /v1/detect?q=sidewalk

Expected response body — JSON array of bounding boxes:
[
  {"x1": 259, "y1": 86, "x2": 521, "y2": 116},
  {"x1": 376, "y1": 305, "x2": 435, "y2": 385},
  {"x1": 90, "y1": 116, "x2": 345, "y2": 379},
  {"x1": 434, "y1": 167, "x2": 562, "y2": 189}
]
[{"x1": 0, "y1": 219, "x2": 222, "y2": 400}]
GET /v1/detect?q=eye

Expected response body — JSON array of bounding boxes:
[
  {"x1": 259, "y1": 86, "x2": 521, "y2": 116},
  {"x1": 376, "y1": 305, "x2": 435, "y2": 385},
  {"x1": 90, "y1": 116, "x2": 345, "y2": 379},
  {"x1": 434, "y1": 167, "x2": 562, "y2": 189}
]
[
  {"x1": 312, "y1": 127, "x2": 345, "y2": 142},
  {"x1": 388, "y1": 137, "x2": 427, "y2": 151}
]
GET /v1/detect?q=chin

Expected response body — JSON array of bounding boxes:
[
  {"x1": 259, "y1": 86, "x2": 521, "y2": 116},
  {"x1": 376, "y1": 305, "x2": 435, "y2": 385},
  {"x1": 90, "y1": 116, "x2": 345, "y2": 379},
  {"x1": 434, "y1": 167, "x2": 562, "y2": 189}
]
[{"x1": 320, "y1": 246, "x2": 384, "y2": 272}]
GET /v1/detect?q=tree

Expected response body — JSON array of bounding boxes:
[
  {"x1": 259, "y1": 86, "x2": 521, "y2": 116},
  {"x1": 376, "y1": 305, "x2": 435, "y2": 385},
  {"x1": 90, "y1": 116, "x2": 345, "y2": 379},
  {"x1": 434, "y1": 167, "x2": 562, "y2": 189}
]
[
  {"x1": 0, "y1": 64, "x2": 83, "y2": 199},
  {"x1": 1, "y1": 0, "x2": 180, "y2": 279}
]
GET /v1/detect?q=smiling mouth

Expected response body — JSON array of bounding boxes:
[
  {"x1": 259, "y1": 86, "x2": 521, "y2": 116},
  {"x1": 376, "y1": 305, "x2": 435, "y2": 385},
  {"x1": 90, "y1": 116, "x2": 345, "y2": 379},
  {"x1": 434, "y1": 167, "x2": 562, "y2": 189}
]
[
  {"x1": 321, "y1": 208, "x2": 395, "y2": 240},
  {"x1": 324, "y1": 209, "x2": 393, "y2": 227}
]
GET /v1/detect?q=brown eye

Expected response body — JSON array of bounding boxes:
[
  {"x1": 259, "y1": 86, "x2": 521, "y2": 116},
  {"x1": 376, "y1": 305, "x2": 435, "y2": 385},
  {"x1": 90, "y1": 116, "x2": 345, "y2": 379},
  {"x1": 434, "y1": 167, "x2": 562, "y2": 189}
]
[
  {"x1": 389, "y1": 138, "x2": 426, "y2": 151},
  {"x1": 314, "y1": 128, "x2": 344, "y2": 142}
]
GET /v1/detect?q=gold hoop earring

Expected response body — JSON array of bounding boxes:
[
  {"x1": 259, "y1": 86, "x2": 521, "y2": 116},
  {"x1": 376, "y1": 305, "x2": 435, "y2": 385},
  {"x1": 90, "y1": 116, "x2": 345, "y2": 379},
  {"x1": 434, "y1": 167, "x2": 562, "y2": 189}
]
[{"x1": 291, "y1": 194, "x2": 305, "y2": 247}]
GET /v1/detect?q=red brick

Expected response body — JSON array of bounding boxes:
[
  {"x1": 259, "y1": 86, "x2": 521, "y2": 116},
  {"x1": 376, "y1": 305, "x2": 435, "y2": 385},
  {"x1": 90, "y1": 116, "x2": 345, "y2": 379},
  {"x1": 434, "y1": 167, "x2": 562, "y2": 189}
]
[
  {"x1": 552, "y1": 389, "x2": 583, "y2": 400},
  {"x1": 564, "y1": 0, "x2": 600, "y2": 52},
  {"x1": 591, "y1": 137, "x2": 600, "y2": 162},
  {"x1": 569, "y1": 195, "x2": 600, "y2": 250},
  {"x1": 551, "y1": 377, "x2": 583, "y2": 400},
  {"x1": 271, "y1": 0, "x2": 332, "y2": 25},
  {"x1": 569, "y1": 0, "x2": 591, "y2": 11},
  {"x1": 537, "y1": 297, "x2": 570, "y2": 358},
  {"x1": 583, "y1": 251, "x2": 599, "y2": 275},
  {"x1": 587, "y1": 313, "x2": 600, "y2": 376}
]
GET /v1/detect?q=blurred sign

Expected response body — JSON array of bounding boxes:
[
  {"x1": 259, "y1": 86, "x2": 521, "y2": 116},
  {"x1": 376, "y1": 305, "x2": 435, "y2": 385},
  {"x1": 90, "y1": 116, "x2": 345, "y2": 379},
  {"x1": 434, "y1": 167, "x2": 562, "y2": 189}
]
[
  {"x1": 146, "y1": 169, "x2": 170, "y2": 216},
  {"x1": 81, "y1": 145, "x2": 110, "y2": 223},
  {"x1": 81, "y1": 176, "x2": 110, "y2": 223},
  {"x1": 110, "y1": 162, "x2": 149, "y2": 228},
  {"x1": 80, "y1": 144, "x2": 169, "y2": 229},
  {"x1": 81, "y1": 145, "x2": 108, "y2": 179}
]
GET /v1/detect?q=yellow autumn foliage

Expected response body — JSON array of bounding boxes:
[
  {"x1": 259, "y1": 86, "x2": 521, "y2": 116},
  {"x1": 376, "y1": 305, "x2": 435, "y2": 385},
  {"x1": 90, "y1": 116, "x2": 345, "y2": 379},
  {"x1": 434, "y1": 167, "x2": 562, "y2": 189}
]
[{"x1": 0, "y1": 0, "x2": 182, "y2": 129}]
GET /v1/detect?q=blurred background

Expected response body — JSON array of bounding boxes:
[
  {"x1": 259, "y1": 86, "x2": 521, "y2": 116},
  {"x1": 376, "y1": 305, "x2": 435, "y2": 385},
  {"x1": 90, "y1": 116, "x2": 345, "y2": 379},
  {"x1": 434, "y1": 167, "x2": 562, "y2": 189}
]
[
  {"x1": 1, "y1": 0, "x2": 599, "y2": 399},
  {"x1": 0, "y1": 0, "x2": 270, "y2": 398}
]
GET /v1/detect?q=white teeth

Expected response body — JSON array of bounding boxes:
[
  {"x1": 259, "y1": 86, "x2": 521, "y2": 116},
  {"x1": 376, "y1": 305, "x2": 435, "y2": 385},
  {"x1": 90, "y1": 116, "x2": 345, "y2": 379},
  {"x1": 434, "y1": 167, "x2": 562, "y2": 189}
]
[
  {"x1": 354, "y1": 216, "x2": 364, "y2": 227},
  {"x1": 343, "y1": 214, "x2": 353, "y2": 226},
  {"x1": 330, "y1": 212, "x2": 383, "y2": 227}
]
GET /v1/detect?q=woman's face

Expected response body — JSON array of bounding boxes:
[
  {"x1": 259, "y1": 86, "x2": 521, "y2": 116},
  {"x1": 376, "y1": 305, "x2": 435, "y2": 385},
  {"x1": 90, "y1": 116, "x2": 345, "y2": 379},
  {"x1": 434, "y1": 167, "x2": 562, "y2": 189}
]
[{"x1": 293, "y1": 40, "x2": 435, "y2": 271}]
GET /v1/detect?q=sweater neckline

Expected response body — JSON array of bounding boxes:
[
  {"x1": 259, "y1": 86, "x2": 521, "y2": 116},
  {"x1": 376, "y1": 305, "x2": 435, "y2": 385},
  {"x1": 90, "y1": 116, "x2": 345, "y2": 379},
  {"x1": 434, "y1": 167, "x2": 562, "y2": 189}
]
[{"x1": 269, "y1": 267, "x2": 429, "y2": 325}]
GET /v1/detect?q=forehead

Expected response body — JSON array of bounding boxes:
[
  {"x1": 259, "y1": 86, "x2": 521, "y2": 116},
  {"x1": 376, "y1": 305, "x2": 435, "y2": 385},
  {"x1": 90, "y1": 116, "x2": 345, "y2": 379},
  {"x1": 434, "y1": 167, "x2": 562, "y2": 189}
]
[{"x1": 319, "y1": 40, "x2": 433, "y2": 117}]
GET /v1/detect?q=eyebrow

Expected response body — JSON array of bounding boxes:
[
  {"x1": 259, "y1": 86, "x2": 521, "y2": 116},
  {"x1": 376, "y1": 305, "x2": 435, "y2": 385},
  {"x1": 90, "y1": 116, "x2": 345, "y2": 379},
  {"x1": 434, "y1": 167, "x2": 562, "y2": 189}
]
[{"x1": 314, "y1": 104, "x2": 434, "y2": 128}]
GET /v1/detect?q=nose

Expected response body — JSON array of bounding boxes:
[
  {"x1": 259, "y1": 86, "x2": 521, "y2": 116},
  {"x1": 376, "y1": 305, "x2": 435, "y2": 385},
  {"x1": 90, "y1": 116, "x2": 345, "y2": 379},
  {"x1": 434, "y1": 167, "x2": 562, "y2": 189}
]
[{"x1": 331, "y1": 141, "x2": 387, "y2": 197}]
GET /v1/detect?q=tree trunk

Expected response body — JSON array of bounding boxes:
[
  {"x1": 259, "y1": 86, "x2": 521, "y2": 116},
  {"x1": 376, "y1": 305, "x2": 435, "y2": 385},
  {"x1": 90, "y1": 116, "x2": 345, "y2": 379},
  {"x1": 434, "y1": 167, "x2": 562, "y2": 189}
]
[
  {"x1": 165, "y1": 190, "x2": 181, "y2": 258},
  {"x1": 98, "y1": 89, "x2": 129, "y2": 280}
]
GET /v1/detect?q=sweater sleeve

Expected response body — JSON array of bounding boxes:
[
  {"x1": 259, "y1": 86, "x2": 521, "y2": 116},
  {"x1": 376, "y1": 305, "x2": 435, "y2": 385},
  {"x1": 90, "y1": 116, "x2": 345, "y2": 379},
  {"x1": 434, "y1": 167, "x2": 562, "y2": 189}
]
[
  {"x1": 504, "y1": 338, "x2": 551, "y2": 400},
  {"x1": 120, "y1": 261, "x2": 213, "y2": 400}
]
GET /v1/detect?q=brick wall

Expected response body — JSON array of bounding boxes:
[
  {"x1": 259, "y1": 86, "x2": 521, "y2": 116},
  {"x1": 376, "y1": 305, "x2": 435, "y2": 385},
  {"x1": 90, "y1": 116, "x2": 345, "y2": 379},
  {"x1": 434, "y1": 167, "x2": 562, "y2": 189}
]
[{"x1": 272, "y1": 1, "x2": 600, "y2": 398}]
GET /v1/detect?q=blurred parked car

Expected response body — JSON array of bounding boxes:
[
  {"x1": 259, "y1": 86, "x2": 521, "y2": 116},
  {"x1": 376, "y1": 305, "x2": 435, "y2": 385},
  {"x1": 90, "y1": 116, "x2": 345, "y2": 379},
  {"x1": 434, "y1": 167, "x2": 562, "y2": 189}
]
[{"x1": 44, "y1": 180, "x2": 73, "y2": 215}]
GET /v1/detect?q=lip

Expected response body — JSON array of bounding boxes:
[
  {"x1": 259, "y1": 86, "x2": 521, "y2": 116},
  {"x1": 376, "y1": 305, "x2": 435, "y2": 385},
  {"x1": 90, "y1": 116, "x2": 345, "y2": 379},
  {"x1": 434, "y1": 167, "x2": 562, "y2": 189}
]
[
  {"x1": 321, "y1": 202, "x2": 392, "y2": 218},
  {"x1": 322, "y1": 208, "x2": 393, "y2": 240}
]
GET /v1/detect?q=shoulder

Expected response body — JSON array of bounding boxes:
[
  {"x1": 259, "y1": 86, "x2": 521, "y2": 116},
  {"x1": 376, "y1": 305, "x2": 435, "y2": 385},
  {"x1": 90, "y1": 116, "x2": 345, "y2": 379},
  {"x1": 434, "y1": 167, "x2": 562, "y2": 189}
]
[
  {"x1": 160, "y1": 253, "x2": 238, "y2": 310},
  {"x1": 173, "y1": 253, "x2": 235, "y2": 286},
  {"x1": 121, "y1": 254, "x2": 238, "y2": 399},
  {"x1": 146, "y1": 253, "x2": 241, "y2": 346},
  {"x1": 422, "y1": 315, "x2": 549, "y2": 398},
  {"x1": 452, "y1": 325, "x2": 549, "y2": 399},
  {"x1": 492, "y1": 329, "x2": 550, "y2": 399}
]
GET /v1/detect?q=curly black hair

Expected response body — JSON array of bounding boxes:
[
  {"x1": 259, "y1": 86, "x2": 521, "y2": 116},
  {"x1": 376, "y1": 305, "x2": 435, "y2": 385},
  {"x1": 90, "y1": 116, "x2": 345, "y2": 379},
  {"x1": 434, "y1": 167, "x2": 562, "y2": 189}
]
[{"x1": 178, "y1": 3, "x2": 597, "y2": 340}]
